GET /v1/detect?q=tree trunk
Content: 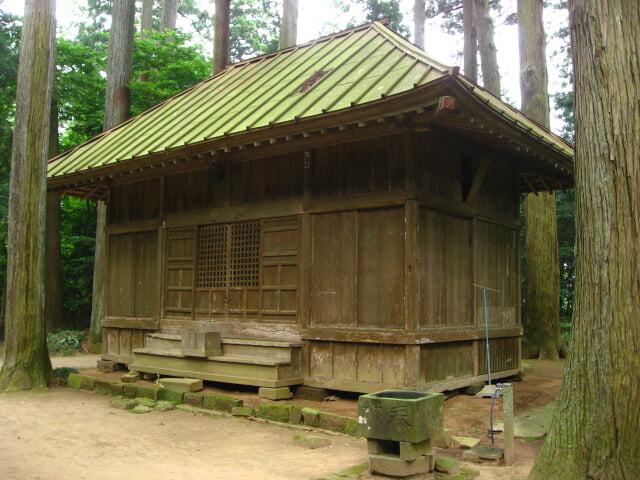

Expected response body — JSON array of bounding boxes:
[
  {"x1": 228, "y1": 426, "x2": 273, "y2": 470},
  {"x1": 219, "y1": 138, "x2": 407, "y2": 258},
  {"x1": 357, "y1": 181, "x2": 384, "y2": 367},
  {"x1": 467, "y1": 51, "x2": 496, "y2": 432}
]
[
  {"x1": 413, "y1": 0, "x2": 426, "y2": 49},
  {"x1": 279, "y1": 0, "x2": 299, "y2": 49},
  {"x1": 529, "y1": 0, "x2": 640, "y2": 478},
  {"x1": 519, "y1": 0, "x2": 561, "y2": 360},
  {"x1": 475, "y1": 0, "x2": 500, "y2": 96},
  {"x1": 140, "y1": 0, "x2": 154, "y2": 36},
  {"x1": 160, "y1": 0, "x2": 179, "y2": 32},
  {"x1": 212, "y1": 0, "x2": 230, "y2": 75},
  {"x1": 89, "y1": 0, "x2": 135, "y2": 346},
  {"x1": 0, "y1": 0, "x2": 56, "y2": 391},
  {"x1": 463, "y1": 0, "x2": 477, "y2": 82}
]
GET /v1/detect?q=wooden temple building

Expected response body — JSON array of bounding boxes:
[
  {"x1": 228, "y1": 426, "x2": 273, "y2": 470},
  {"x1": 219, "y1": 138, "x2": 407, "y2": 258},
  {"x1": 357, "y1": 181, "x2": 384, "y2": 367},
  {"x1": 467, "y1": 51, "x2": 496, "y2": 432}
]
[{"x1": 48, "y1": 22, "x2": 573, "y2": 393}]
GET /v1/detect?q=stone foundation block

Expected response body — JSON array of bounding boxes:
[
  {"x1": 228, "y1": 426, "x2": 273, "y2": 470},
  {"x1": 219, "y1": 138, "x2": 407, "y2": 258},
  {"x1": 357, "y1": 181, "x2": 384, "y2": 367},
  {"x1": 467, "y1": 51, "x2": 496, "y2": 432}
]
[
  {"x1": 157, "y1": 377, "x2": 203, "y2": 392},
  {"x1": 462, "y1": 446, "x2": 504, "y2": 465},
  {"x1": 258, "y1": 403, "x2": 291, "y2": 423},
  {"x1": 293, "y1": 434, "x2": 331, "y2": 449},
  {"x1": 294, "y1": 386, "x2": 329, "y2": 402},
  {"x1": 97, "y1": 360, "x2": 117, "y2": 373},
  {"x1": 369, "y1": 454, "x2": 433, "y2": 477},
  {"x1": 121, "y1": 371, "x2": 140, "y2": 383},
  {"x1": 258, "y1": 386, "x2": 292, "y2": 400},
  {"x1": 183, "y1": 392, "x2": 204, "y2": 408}
]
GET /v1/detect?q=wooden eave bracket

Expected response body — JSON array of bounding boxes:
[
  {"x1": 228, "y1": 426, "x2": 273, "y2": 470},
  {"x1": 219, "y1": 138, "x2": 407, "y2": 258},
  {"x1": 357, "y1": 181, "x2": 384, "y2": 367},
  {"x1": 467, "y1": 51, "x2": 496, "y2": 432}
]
[{"x1": 465, "y1": 157, "x2": 491, "y2": 203}]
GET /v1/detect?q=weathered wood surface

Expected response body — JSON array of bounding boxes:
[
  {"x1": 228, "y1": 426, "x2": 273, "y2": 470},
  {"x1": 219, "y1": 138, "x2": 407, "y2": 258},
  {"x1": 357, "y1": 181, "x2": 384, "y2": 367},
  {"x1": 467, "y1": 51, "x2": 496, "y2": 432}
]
[{"x1": 101, "y1": 130, "x2": 523, "y2": 390}]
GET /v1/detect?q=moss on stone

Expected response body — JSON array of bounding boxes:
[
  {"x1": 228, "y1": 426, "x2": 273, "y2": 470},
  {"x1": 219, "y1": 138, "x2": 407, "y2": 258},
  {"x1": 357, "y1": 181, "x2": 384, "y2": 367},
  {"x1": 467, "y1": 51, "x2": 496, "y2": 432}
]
[
  {"x1": 202, "y1": 394, "x2": 243, "y2": 412},
  {"x1": 93, "y1": 379, "x2": 113, "y2": 395},
  {"x1": 301, "y1": 407, "x2": 320, "y2": 427},
  {"x1": 157, "y1": 388, "x2": 184, "y2": 405},
  {"x1": 258, "y1": 403, "x2": 291, "y2": 423},
  {"x1": 183, "y1": 392, "x2": 204, "y2": 408},
  {"x1": 318, "y1": 412, "x2": 348, "y2": 432},
  {"x1": 136, "y1": 385, "x2": 158, "y2": 400},
  {"x1": 66, "y1": 373, "x2": 82, "y2": 389},
  {"x1": 122, "y1": 383, "x2": 137, "y2": 398},
  {"x1": 78, "y1": 375, "x2": 96, "y2": 391}
]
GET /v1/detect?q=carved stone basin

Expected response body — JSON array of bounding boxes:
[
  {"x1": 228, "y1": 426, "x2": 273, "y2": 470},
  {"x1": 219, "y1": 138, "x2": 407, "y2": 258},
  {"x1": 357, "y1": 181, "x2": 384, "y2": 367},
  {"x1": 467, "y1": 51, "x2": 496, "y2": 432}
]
[{"x1": 358, "y1": 390, "x2": 444, "y2": 443}]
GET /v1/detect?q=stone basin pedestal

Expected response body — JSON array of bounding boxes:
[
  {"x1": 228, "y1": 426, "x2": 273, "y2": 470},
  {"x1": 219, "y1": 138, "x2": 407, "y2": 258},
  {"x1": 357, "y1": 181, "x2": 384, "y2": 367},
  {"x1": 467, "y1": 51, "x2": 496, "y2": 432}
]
[{"x1": 358, "y1": 391, "x2": 444, "y2": 477}]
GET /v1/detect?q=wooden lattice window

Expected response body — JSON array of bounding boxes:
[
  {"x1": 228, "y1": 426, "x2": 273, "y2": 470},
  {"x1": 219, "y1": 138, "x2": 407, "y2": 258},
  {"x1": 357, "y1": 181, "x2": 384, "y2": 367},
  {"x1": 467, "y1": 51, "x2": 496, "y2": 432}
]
[{"x1": 197, "y1": 222, "x2": 260, "y2": 288}]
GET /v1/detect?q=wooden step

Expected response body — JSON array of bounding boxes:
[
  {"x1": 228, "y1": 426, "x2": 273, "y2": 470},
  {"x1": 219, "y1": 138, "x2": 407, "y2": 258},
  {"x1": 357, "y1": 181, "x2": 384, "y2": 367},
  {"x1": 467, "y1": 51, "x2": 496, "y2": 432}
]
[{"x1": 130, "y1": 349, "x2": 302, "y2": 388}]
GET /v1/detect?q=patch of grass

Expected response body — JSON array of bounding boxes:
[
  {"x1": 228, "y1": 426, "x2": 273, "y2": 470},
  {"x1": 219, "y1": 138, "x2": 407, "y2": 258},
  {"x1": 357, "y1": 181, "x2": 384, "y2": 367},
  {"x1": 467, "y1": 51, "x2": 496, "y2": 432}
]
[
  {"x1": 313, "y1": 463, "x2": 369, "y2": 480},
  {"x1": 47, "y1": 330, "x2": 87, "y2": 357}
]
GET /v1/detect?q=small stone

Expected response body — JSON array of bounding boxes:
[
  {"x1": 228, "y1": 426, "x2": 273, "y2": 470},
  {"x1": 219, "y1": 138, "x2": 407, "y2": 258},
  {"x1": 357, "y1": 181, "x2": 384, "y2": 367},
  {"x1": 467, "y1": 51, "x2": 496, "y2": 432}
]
[
  {"x1": 293, "y1": 434, "x2": 331, "y2": 449},
  {"x1": 318, "y1": 412, "x2": 348, "y2": 432},
  {"x1": 110, "y1": 397, "x2": 137, "y2": 410},
  {"x1": 435, "y1": 456, "x2": 461, "y2": 475},
  {"x1": 131, "y1": 405, "x2": 153, "y2": 414},
  {"x1": 452, "y1": 436, "x2": 480, "y2": 449},
  {"x1": 154, "y1": 401, "x2": 176, "y2": 412}
]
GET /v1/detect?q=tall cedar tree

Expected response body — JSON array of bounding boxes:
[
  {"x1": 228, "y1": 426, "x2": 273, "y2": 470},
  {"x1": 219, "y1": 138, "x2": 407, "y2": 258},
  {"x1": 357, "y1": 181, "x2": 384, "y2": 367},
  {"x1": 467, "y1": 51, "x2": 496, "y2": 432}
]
[
  {"x1": 463, "y1": 0, "x2": 477, "y2": 81},
  {"x1": 0, "y1": 0, "x2": 56, "y2": 390},
  {"x1": 475, "y1": 0, "x2": 499, "y2": 95},
  {"x1": 279, "y1": 0, "x2": 298, "y2": 49},
  {"x1": 529, "y1": 0, "x2": 640, "y2": 477},
  {"x1": 212, "y1": 0, "x2": 230, "y2": 74},
  {"x1": 519, "y1": 0, "x2": 562, "y2": 360},
  {"x1": 413, "y1": 0, "x2": 426, "y2": 49},
  {"x1": 89, "y1": 0, "x2": 135, "y2": 345}
]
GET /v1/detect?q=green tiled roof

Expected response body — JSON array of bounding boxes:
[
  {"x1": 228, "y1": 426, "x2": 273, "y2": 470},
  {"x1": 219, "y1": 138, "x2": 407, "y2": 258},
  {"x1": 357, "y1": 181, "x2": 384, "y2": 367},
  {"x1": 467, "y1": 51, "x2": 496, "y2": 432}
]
[{"x1": 48, "y1": 21, "x2": 573, "y2": 192}]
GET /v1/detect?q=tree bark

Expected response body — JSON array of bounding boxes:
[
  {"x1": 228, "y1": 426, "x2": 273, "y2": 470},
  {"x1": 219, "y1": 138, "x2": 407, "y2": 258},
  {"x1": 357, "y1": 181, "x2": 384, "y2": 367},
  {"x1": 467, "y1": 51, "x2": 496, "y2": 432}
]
[
  {"x1": 45, "y1": 56, "x2": 64, "y2": 333},
  {"x1": 140, "y1": 0, "x2": 154, "y2": 36},
  {"x1": 160, "y1": 0, "x2": 179, "y2": 32},
  {"x1": 0, "y1": 0, "x2": 56, "y2": 391},
  {"x1": 212, "y1": 0, "x2": 230, "y2": 75},
  {"x1": 463, "y1": 0, "x2": 477, "y2": 82},
  {"x1": 529, "y1": 0, "x2": 640, "y2": 477},
  {"x1": 279, "y1": 0, "x2": 299, "y2": 49},
  {"x1": 413, "y1": 0, "x2": 426, "y2": 49},
  {"x1": 89, "y1": 0, "x2": 135, "y2": 346},
  {"x1": 519, "y1": 0, "x2": 561, "y2": 360},
  {"x1": 475, "y1": 0, "x2": 500, "y2": 96}
]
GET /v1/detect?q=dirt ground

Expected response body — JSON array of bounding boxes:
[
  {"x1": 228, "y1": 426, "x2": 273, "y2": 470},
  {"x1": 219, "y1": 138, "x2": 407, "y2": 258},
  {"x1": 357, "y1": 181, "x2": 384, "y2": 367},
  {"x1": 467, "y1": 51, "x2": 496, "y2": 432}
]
[{"x1": 0, "y1": 357, "x2": 564, "y2": 480}]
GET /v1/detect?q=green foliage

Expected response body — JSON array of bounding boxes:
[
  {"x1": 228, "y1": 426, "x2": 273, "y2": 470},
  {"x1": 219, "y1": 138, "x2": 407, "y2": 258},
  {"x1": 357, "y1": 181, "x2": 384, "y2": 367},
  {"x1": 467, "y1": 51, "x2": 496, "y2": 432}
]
[
  {"x1": 47, "y1": 330, "x2": 87, "y2": 356},
  {"x1": 60, "y1": 197, "x2": 97, "y2": 328},
  {"x1": 130, "y1": 30, "x2": 210, "y2": 114},
  {"x1": 230, "y1": 0, "x2": 281, "y2": 62},
  {"x1": 53, "y1": 367, "x2": 80, "y2": 385},
  {"x1": 335, "y1": 0, "x2": 410, "y2": 38},
  {"x1": 556, "y1": 189, "x2": 575, "y2": 320}
]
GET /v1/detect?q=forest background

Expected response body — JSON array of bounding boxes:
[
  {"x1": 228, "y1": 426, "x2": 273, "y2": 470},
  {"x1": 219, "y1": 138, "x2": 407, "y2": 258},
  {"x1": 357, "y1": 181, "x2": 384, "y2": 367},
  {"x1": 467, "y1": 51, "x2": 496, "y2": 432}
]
[{"x1": 0, "y1": 0, "x2": 575, "y2": 343}]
